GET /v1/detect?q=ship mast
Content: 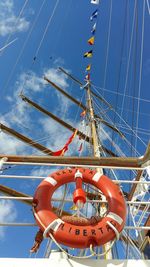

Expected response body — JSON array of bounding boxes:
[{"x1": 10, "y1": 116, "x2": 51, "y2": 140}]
[
  {"x1": 86, "y1": 83, "x2": 103, "y2": 173},
  {"x1": 86, "y1": 81, "x2": 113, "y2": 259}
]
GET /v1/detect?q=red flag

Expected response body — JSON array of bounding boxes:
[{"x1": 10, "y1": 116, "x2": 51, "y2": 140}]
[
  {"x1": 64, "y1": 129, "x2": 77, "y2": 147},
  {"x1": 80, "y1": 110, "x2": 86, "y2": 117},
  {"x1": 51, "y1": 130, "x2": 77, "y2": 156},
  {"x1": 78, "y1": 143, "x2": 83, "y2": 152},
  {"x1": 51, "y1": 147, "x2": 67, "y2": 156}
]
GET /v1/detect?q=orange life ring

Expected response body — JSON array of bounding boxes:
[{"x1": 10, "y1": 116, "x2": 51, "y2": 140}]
[{"x1": 33, "y1": 168, "x2": 126, "y2": 249}]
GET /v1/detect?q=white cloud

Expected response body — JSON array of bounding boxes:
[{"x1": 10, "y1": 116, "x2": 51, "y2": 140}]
[
  {"x1": 44, "y1": 67, "x2": 71, "y2": 113},
  {"x1": 39, "y1": 117, "x2": 72, "y2": 151},
  {"x1": 0, "y1": 199, "x2": 17, "y2": 238},
  {"x1": 1, "y1": 63, "x2": 90, "y2": 160},
  {"x1": 3, "y1": 68, "x2": 58, "y2": 128},
  {"x1": 0, "y1": 132, "x2": 27, "y2": 154},
  {"x1": 30, "y1": 166, "x2": 57, "y2": 177},
  {"x1": 4, "y1": 66, "x2": 70, "y2": 128},
  {"x1": 1, "y1": 65, "x2": 71, "y2": 155},
  {"x1": 0, "y1": 0, "x2": 30, "y2": 36},
  {"x1": 5, "y1": 95, "x2": 13, "y2": 103},
  {"x1": 39, "y1": 117, "x2": 91, "y2": 158},
  {"x1": 3, "y1": 70, "x2": 47, "y2": 128},
  {"x1": 53, "y1": 57, "x2": 65, "y2": 67},
  {"x1": 17, "y1": 71, "x2": 47, "y2": 94},
  {"x1": 44, "y1": 68, "x2": 69, "y2": 89},
  {"x1": 0, "y1": 0, "x2": 13, "y2": 12}
]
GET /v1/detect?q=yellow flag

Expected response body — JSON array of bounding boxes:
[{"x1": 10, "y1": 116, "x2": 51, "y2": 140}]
[
  {"x1": 86, "y1": 64, "x2": 91, "y2": 71},
  {"x1": 84, "y1": 50, "x2": 93, "y2": 58},
  {"x1": 88, "y1": 36, "x2": 95, "y2": 45}
]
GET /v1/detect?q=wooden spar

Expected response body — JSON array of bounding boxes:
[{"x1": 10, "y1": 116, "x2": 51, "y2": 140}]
[
  {"x1": 44, "y1": 76, "x2": 86, "y2": 110},
  {"x1": 0, "y1": 123, "x2": 53, "y2": 155},
  {"x1": 58, "y1": 67, "x2": 112, "y2": 109},
  {"x1": 0, "y1": 184, "x2": 32, "y2": 205},
  {"x1": 139, "y1": 216, "x2": 150, "y2": 253},
  {"x1": 58, "y1": 67, "x2": 83, "y2": 86},
  {"x1": 0, "y1": 184, "x2": 70, "y2": 216},
  {"x1": 144, "y1": 216, "x2": 150, "y2": 236},
  {"x1": 95, "y1": 116, "x2": 124, "y2": 138},
  {"x1": 128, "y1": 170, "x2": 143, "y2": 201},
  {"x1": 0, "y1": 105, "x2": 116, "y2": 158},
  {"x1": 128, "y1": 143, "x2": 150, "y2": 200},
  {"x1": 44, "y1": 76, "x2": 124, "y2": 138},
  {"x1": 0, "y1": 142, "x2": 149, "y2": 167},
  {"x1": 0, "y1": 154, "x2": 141, "y2": 166},
  {"x1": 20, "y1": 94, "x2": 91, "y2": 143},
  {"x1": 20, "y1": 94, "x2": 118, "y2": 157},
  {"x1": 102, "y1": 148, "x2": 117, "y2": 157}
]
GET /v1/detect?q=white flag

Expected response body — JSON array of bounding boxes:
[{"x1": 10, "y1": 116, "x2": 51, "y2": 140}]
[{"x1": 91, "y1": 0, "x2": 99, "y2": 4}]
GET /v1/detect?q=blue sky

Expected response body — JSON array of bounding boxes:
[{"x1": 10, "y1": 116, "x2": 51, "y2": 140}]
[{"x1": 0, "y1": 0, "x2": 149, "y2": 258}]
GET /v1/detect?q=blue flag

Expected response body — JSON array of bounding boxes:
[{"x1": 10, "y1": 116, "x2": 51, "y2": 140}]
[
  {"x1": 91, "y1": 23, "x2": 96, "y2": 34},
  {"x1": 90, "y1": 9, "x2": 98, "y2": 21}
]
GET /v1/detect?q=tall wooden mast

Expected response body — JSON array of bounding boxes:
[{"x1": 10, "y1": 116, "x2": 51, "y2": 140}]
[
  {"x1": 86, "y1": 81, "x2": 113, "y2": 259},
  {"x1": 86, "y1": 83, "x2": 103, "y2": 174}
]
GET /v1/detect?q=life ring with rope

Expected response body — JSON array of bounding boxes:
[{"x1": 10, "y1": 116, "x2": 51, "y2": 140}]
[{"x1": 32, "y1": 168, "x2": 126, "y2": 249}]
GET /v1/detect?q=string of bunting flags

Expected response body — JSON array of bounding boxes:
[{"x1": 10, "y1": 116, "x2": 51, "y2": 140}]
[
  {"x1": 83, "y1": 4, "x2": 99, "y2": 83},
  {"x1": 78, "y1": 1, "x2": 100, "y2": 154}
]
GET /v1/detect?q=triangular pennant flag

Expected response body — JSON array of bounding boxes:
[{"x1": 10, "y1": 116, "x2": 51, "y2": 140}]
[
  {"x1": 90, "y1": 9, "x2": 98, "y2": 21},
  {"x1": 51, "y1": 130, "x2": 77, "y2": 156},
  {"x1": 64, "y1": 129, "x2": 77, "y2": 147},
  {"x1": 91, "y1": 23, "x2": 96, "y2": 34},
  {"x1": 86, "y1": 64, "x2": 91, "y2": 71},
  {"x1": 51, "y1": 149, "x2": 65, "y2": 156},
  {"x1": 80, "y1": 110, "x2": 86, "y2": 117},
  {"x1": 85, "y1": 73, "x2": 90, "y2": 81},
  {"x1": 84, "y1": 50, "x2": 93, "y2": 58},
  {"x1": 88, "y1": 36, "x2": 95, "y2": 45},
  {"x1": 91, "y1": 0, "x2": 100, "y2": 4}
]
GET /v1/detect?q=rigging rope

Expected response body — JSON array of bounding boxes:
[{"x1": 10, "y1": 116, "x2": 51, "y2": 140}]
[
  {"x1": 2, "y1": 0, "x2": 47, "y2": 95},
  {"x1": 1, "y1": 0, "x2": 29, "y2": 57},
  {"x1": 34, "y1": 0, "x2": 60, "y2": 60},
  {"x1": 120, "y1": 0, "x2": 137, "y2": 120},
  {"x1": 92, "y1": 92, "x2": 143, "y2": 168},
  {"x1": 92, "y1": 85, "x2": 147, "y2": 148},
  {"x1": 111, "y1": 0, "x2": 128, "y2": 156},
  {"x1": 131, "y1": 0, "x2": 138, "y2": 157},
  {"x1": 146, "y1": 0, "x2": 150, "y2": 14},
  {"x1": 135, "y1": 0, "x2": 146, "y2": 151},
  {"x1": 103, "y1": 0, "x2": 112, "y2": 90},
  {"x1": 92, "y1": 84, "x2": 150, "y2": 104},
  {"x1": 2, "y1": 0, "x2": 31, "y2": 97}
]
